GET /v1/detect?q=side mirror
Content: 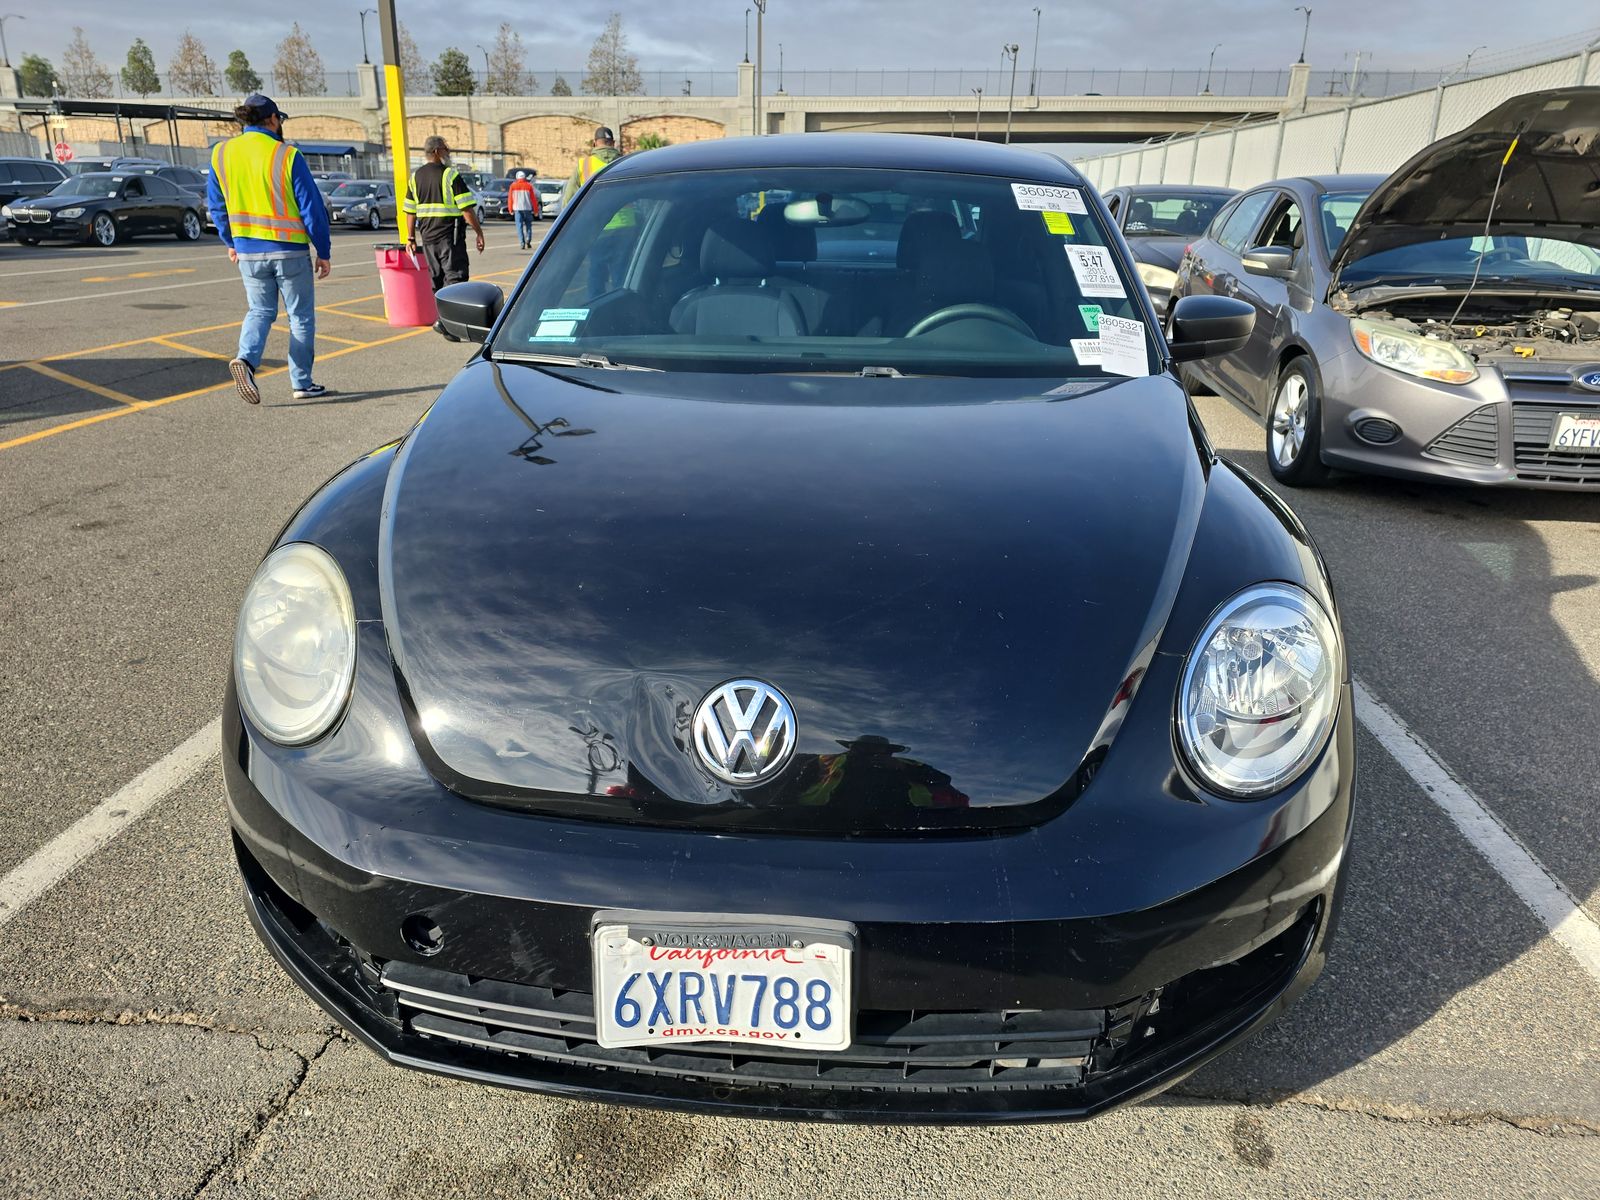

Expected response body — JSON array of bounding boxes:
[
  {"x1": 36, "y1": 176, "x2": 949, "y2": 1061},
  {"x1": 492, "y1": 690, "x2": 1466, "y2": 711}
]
[
  {"x1": 1166, "y1": 294, "x2": 1254, "y2": 362},
  {"x1": 1241, "y1": 245, "x2": 1295, "y2": 279},
  {"x1": 436, "y1": 281, "x2": 505, "y2": 343}
]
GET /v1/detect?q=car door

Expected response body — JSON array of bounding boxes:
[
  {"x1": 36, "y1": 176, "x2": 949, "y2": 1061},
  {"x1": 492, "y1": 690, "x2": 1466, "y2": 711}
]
[
  {"x1": 379, "y1": 183, "x2": 396, "y2": 224},
  {"x1": 117, "y1": 176, "x2": 154, "y2": 234},
  {"x1": 1225, "y1": 190, "x2": 1304, "y2": 410},
  {"x1": 145, "y1": 176, "x2": 185, "y2": 231},
  {"x1": 1197, "y1": 189, "x2": 1276, "y2": 399}
]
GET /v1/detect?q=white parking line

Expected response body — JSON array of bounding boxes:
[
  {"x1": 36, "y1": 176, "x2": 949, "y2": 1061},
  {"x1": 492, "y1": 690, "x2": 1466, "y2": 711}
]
[
  {"x1": 0, "y1": 719, "x2": 219, "y2": 931},
  {"x1": 1354, "y1": 677, "x2": 1600, "y2": 986},
  {"x1": 0, "y1": 250, "x2": 220, "y2": 280}
]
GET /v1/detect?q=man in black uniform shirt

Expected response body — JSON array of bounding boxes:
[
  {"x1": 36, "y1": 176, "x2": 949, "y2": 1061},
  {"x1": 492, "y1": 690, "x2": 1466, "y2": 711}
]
[{"x1": 403, "y1": 135, "x2": 485, "y2": 300}]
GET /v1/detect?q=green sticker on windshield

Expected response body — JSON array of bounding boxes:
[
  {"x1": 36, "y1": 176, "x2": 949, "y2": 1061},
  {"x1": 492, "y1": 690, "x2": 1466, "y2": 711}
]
[{"x1": 1079, "y1": 304, "x2": 1102, "y2": 332}]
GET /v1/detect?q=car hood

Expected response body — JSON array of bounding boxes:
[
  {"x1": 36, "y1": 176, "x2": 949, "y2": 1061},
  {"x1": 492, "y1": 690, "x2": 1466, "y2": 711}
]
[
  {"x1": 379, "y1": 363, "x2": 1207, "y2": 833},
  {"x1": 1123, "y1": 236, "x2": 1186, "y2": 272},
  {"x1": 1330, "y1": 86, "x2": 1600, "y2": 287},
  {"x1": 15, "y1": 194, "x2": 106, "y2": 211}
]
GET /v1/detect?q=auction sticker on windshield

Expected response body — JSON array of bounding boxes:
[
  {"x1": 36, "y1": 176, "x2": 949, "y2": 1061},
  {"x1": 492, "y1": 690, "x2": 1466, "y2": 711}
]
[
  {"x1": 1012, "y1": 183, "x2": 1087, "y2": 214},
  {"x1": 593, "y1": 919, "x2": 854, "y2": 1051},
  {"x1": 1066, "y1": 245, "x2": 1126, "y2": 298}
]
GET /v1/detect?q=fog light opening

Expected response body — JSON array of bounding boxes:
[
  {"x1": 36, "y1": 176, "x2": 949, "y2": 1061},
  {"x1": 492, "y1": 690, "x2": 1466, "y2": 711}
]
[
  {"x1": 401, "y1": 913, "x2": 445, "y2": 956},
  {"x1": 1352, "y1": 417, "x2": 1402, "y2": 445}
]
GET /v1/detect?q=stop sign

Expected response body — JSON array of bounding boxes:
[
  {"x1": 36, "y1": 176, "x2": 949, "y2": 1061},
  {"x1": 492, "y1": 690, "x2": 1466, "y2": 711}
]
[{"x1": 54, "y1": 142, "x2": 73, "y2": 163}]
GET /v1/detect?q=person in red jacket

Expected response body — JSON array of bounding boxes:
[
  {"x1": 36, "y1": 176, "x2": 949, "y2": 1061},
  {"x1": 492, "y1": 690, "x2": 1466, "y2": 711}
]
[{"x1": 508, "y1": 170, "x2": 540, "y2": 250}]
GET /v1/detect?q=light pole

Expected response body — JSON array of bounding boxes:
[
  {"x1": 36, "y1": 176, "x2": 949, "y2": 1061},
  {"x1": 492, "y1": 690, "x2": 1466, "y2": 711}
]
[
  {"x1": 777, "y1": 42, "x2": 784, "y2": 94},
  {"x1": 753, "y1": 0, "x2": 767, "y2": 135},
  {"x1": 1293, "y1": 7, "x2": 1311, "y2": 65},
  {"x1": 1002, "y1": 43, "x2": 1019, "y2": 144},
  {"x1": 1202, "y1": 43, "x2": 1221, "y2": 95},
  {"x1": 971, "y1": 86, "x2": 982, "y2": 140},
  {"x1": 743, "y1": 8, "x2": 750, "y2": 64},
  {"x1": 1462, "y1": 44, "x2": 1487, "y2": 76},
  {"x1": 1028, "y1": 7, "x2": 1041, "y2": 97},
  {"x1": 477, "y1": 42, "x2": 491, "y2": 91},
  {"x1": 0, "y1": 13, "x2": 23, "y2": 68},
  {"x1": 358, "y1": 9, "x2": 376, "y2": 65}
]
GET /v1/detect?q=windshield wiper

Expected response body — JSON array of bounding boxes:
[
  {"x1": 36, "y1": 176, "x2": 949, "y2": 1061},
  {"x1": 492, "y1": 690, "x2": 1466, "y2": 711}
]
[{"x1": 491, "y1": 349, "x2": 661, "y2": 371}]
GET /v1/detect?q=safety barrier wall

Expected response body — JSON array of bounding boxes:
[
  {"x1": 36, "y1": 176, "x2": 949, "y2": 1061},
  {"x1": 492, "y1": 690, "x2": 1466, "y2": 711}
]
[{"x1": 1074, "y1": 48, "x2": 1600, "y2": 192}]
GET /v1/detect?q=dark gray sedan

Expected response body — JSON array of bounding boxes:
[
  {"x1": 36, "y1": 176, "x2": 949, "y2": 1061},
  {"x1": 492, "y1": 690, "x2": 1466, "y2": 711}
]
[
  {"x1": 1171, "y1": 86, "x2": 1600, "y2": 491},
  {"x1": 1101, "y1": 185, "x2": 1235, "y2": 315},
  {"x1": 326, "y1": 179, "x2": 398, "y2": 231}
]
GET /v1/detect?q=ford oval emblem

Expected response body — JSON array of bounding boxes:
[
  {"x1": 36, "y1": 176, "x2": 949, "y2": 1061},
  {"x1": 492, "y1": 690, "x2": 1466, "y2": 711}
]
[{"x1": 1579, "y1": 370, "x2": 1600, "y2": 393}]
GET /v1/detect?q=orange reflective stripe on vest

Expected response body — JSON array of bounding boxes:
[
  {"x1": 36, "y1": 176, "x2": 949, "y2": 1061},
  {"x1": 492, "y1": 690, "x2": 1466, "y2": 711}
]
[{"x1": 217, "y1": 130, "x2": 309, "y2": 245}]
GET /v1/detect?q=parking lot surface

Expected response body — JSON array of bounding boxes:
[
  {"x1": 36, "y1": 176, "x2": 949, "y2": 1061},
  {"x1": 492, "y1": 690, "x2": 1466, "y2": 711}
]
[{"x1": 1, "y1": 233, "x2": 1597, "y2": 1198}]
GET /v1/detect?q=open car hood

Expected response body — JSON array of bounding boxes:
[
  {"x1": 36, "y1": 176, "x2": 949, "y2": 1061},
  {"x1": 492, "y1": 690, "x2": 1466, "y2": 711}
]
[
  {"x1": 1329, "y1": 86, "x2": 1600, "y2": 289},
  {"x1": 378, "y1": 362, "x2": 1207, "y2": 834}
]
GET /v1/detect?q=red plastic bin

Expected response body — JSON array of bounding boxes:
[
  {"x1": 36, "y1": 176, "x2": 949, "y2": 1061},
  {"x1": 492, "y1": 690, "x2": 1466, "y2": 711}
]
[{"x1": 373, "y1": 243, "x2": 437, "y2": 328}]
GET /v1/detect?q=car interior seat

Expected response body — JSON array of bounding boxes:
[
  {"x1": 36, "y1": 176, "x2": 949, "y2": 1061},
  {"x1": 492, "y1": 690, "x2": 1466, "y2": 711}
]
[
  {"x1": 1126, "y1": 198, "x2": 1155, "y2": 229},
  {"x1": 670, "y1": 219, "x2": 809, "y2": 337}
]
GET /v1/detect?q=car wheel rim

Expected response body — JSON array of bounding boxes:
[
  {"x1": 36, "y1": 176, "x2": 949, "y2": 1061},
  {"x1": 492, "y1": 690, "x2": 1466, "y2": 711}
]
[
  {"x1": 370, "y1": 211, "x2": 380, "y2": 229},
  {"x1": 94, "y1": 216, "x2": 115, "y2": 246},
  {"x1": 1271, "y1": 374, "x2": 1308, "y2": 468},
  {"x1": 184, "y1": 213, "x2": 200, "y2": 238}
]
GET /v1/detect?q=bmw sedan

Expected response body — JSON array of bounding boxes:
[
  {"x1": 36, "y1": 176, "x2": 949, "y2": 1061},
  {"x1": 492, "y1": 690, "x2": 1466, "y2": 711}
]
[
  {"x1": 225, "y1": 133, "x2": 1354, "y2": 1122},
  {"x1": 1172, "y1": 87, "x2": 1600, "y2": 490},
  {"x1": 2, "y1": 171, "x2": 206, "y2": 245}
]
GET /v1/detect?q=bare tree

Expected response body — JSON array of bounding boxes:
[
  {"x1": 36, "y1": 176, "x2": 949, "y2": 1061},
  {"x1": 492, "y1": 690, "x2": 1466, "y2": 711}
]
[
  {"x1": 169, "y1": 31, "x2": 219, "y2": 96},
  {"x1": 583, "y1": 13, "x2": 643, "y2": 96},
  {"x1": 484, "y1": 22, "x2": 533, "y2": 96},
  {"x1": 62, "y1": 27, "x2": 114, "y2": 98},
  {"x1": 273, "y1": 23, "x2": 326, "y2": 96},
  {"x1": 398, "y1": 22, "x2": 429, "y2": 95}
]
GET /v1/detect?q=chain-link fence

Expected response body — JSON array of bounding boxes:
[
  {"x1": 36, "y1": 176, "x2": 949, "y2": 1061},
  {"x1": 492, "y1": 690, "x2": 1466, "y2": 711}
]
[{"x1": 1075, "y1": 41, "x2": 1600, "y2": 193}]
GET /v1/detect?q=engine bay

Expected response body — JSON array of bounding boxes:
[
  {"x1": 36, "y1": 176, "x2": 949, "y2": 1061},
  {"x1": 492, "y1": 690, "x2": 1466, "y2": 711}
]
[{"x1": 1354, "y1": 294, "x2": 1600, "y2": 365}]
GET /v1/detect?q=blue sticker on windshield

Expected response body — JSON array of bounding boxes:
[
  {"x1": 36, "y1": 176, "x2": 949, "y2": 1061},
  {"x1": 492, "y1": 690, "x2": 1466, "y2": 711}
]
[
  {"x1": 534, "y1": 319, "x2": 579, "y2": 339},
  {"x1": 539, "y1": 308, "x2": 589, "y2": 322}
]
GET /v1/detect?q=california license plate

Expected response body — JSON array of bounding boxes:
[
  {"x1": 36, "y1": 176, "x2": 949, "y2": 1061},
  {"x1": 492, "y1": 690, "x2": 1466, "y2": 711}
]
[
  {"x1": 592, "y1": 916, "x2": 854, "y2": 1052},
  {"x1": 1550, "y1": 411, "x2": 1600, "y2": 451}
]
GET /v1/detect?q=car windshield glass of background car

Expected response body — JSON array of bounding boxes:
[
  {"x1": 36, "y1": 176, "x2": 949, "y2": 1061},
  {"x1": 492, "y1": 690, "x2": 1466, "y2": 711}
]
[
  {"x1": 1338, "y1": 234, "x2": 1600, "y2": 289},
  {"x1": 51, "y1": 174, "x2": 122, "y2": 199},
  {"x1": 1122, "y1": 194, "x2": 1228, "y2": 237},
  {"x1": 332, "y1": 182, "x2": 383, "y2": 198},
  {"x1": 496, "y1": 167, "x2": 1155, "y2": 378}
]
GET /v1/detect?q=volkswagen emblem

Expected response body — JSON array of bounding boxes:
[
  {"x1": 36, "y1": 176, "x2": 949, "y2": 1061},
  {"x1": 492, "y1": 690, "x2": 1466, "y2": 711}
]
[
  {"x1": 1578, "y1": 370, "x2": 1600, "y2": 393},
  {"x1": 691, "y1": 679, "x2": 796, "y2": 786}
]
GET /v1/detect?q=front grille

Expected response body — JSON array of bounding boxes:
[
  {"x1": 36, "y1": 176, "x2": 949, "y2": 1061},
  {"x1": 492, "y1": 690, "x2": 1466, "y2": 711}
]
[
  {"x1": 1424, "y1": 405, "x2": 1498, "y2": 465},
  {"x1": 27, "y1": 210, "x2": 50, "y2": 224},
  {"x1": 372, "y1": 907, "x2": 1316, "y2": 1097},
  {"x1": 1512, "y1": 403, "x2": 1600, "y2": 485}
]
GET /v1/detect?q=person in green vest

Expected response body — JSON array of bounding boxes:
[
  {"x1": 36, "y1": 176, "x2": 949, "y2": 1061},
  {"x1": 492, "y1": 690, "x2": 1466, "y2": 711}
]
[{"x1": 562, "y1": 126, "x2": 637, "y2": 296}]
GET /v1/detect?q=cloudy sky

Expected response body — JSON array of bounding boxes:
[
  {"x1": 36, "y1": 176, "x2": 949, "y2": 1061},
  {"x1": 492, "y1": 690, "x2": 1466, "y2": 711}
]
[{"x1": 8, "y1": 2, "x2": 1597, "y2": 79}]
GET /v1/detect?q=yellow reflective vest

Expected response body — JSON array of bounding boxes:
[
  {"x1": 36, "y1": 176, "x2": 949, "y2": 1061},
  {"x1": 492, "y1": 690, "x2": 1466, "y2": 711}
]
[
  {"x1": 404, "y1": 164, "x2": 472, "y2": 220},
  {"x1": 210, "y1": 131, "x2": 309, "y2": 244},
  {"x1": 572, "y1": 152, "x2": 635, "y2": 230}
]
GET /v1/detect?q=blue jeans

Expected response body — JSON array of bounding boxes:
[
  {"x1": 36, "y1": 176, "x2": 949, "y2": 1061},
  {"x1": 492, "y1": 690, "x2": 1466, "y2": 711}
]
[
  {"x1": 237, "y1": 254, "x2": 316, "y2": 391},
  {"x1": 514, "y1": 210, "x2": 536, "y2": 245}
]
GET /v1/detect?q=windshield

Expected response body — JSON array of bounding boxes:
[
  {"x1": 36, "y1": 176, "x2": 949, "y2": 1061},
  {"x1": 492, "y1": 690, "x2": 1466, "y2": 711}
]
[
  {"x1": 1123, "y1": 193, "x2": 1229, "y2": 237},
  {"x1": 51, "y1": 175, "x2": 121, "y2": 198},
  {"x1": 495, "y1": 166, "x2": 1156, "y2": 378},
  {"x1": 332, "y1": 182, "x2": 382, "y2": 198},
  {"x1": 315, "y1": 179, "x2": 342, "y2": 195},
  {"x1": 1316, "y1": 190, "x2": 1372, "y2": 252},
  {"x1": 1339, "y1": 234, "x2": 1600, "y2": 288}
]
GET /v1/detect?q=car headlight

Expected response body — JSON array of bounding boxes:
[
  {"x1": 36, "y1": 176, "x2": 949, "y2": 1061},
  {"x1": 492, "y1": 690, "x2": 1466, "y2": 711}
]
[
  {"x1": 345, "y1": 202, "x2": 370, "y2": 215},
  {"x1": 1350, "y1": 317, "x2": 1477, "y2": 385},
  {"x1": 57, "y1": 207, "x2": 85, "y2": 219},
  {"x1": 233, "y1": 543, "x2": 357, "y2": 745},
  {"x1": 1136, "y1": 262, "x2": 1177, "y2": 292},
  {"x1": 0, "y1": 204, "x2": 11, "y2": 218},
  {"x1": 1178, "y1": 583, "x2": 1342, "y2": 798}
]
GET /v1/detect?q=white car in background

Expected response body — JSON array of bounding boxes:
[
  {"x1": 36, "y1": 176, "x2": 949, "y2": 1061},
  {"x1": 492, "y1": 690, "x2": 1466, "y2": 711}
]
[{"x1": 535, "y1": 178, "x2": 564, "y2": 219}]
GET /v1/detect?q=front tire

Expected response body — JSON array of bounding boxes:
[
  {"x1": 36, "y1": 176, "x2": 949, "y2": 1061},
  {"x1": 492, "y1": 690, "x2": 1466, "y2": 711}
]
[
  {"x1": 368, "y1": 209, "x2": 382, "y2": 231},
  {"x1": 1267, "y1": 358, "x2": 1333, "y2": 487},
  {"x1": 91, "y1": 212, "x2": 118, "y2": 247},
  {"x1": 178, "y1": 210, "x2": 203, "y2": 241}
]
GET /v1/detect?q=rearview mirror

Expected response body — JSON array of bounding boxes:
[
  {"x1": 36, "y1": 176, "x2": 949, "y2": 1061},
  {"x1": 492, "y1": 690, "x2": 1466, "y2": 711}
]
[
  {"x1": 1241, "y1": 245, "x2": 1295, "y2": 280},
  {"x1": 435, "y1": 281, "x2": 505, "y2": 344},
  {"x1": 1166, "y1": 294, "x2": 1254, "y2": 362}
]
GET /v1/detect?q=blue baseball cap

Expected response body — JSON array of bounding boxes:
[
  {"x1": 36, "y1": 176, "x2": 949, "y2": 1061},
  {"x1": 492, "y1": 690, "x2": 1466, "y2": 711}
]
[{"x1": 243, "y1": 93, "x2": 283, "y2": 119}]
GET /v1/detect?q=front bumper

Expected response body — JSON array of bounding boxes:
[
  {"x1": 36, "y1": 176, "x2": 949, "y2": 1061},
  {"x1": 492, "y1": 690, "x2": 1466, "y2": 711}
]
[
  {"x1": 4, "y1": 214, "x2": 89, "y2": 240},
  {"x1": 224, "y1": 659, "x2": 1354, "y2": 1121}
]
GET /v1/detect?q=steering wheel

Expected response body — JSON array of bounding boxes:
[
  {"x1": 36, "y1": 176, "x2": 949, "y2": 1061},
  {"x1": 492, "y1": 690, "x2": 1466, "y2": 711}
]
[{"x1": 905, "y1": 303, "x2": 1035, "y2": 339}]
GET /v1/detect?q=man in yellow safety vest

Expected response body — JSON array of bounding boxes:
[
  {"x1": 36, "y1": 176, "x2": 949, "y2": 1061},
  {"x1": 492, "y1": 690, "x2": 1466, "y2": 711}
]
[
  {"x1": 403, "y1": 135, "x2": 485, "y2": 296},
  {"x1": 562, "y1": 126, "x2": 635, "y2": 296},
  {"x1": 207, "y1": 92, "x2": 332, "y2": 404}
]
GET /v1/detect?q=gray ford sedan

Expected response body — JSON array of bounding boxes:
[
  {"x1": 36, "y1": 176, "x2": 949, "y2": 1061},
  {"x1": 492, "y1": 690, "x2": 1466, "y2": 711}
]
[{"x1": 1171, "y1": 87, "x2": 1600, "y2": 490}]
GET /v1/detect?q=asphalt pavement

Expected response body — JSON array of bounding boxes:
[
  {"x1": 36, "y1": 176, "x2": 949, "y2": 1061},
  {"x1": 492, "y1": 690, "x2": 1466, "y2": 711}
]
[{"x1": 0, "y1": 231, "x2": 1596, "y2": 1199}]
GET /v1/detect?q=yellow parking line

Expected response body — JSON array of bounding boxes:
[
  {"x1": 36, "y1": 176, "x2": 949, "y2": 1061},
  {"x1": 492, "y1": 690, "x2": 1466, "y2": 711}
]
[
  {"x1": 81, "y1": 268, "x2": 197, "y2": 283},
  {"x1": 0, "y1": 327, "x2": 429, "y2": 453},
  {"x1": 154, "y1": 337, "x2": 229, "y2": 360},
  {"x1": 22, "y1": 362, "x2": 149, "y2": 409}
]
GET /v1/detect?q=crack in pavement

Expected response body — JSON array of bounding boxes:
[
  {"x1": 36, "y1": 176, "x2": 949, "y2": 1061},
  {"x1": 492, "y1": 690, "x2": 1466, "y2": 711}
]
[
  {"x1": 1172, "y1": 1084, "x2": 1600, "y2": 1138},
  {"x1": 188, "y1": 1030, "x2": 343, "y2": 1199}
]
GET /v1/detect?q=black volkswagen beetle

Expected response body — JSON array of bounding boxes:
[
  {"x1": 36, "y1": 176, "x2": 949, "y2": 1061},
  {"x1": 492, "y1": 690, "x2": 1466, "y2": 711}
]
[{"x1": 225, "y1": 134, "x2": 1354, "y2": 1122}]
